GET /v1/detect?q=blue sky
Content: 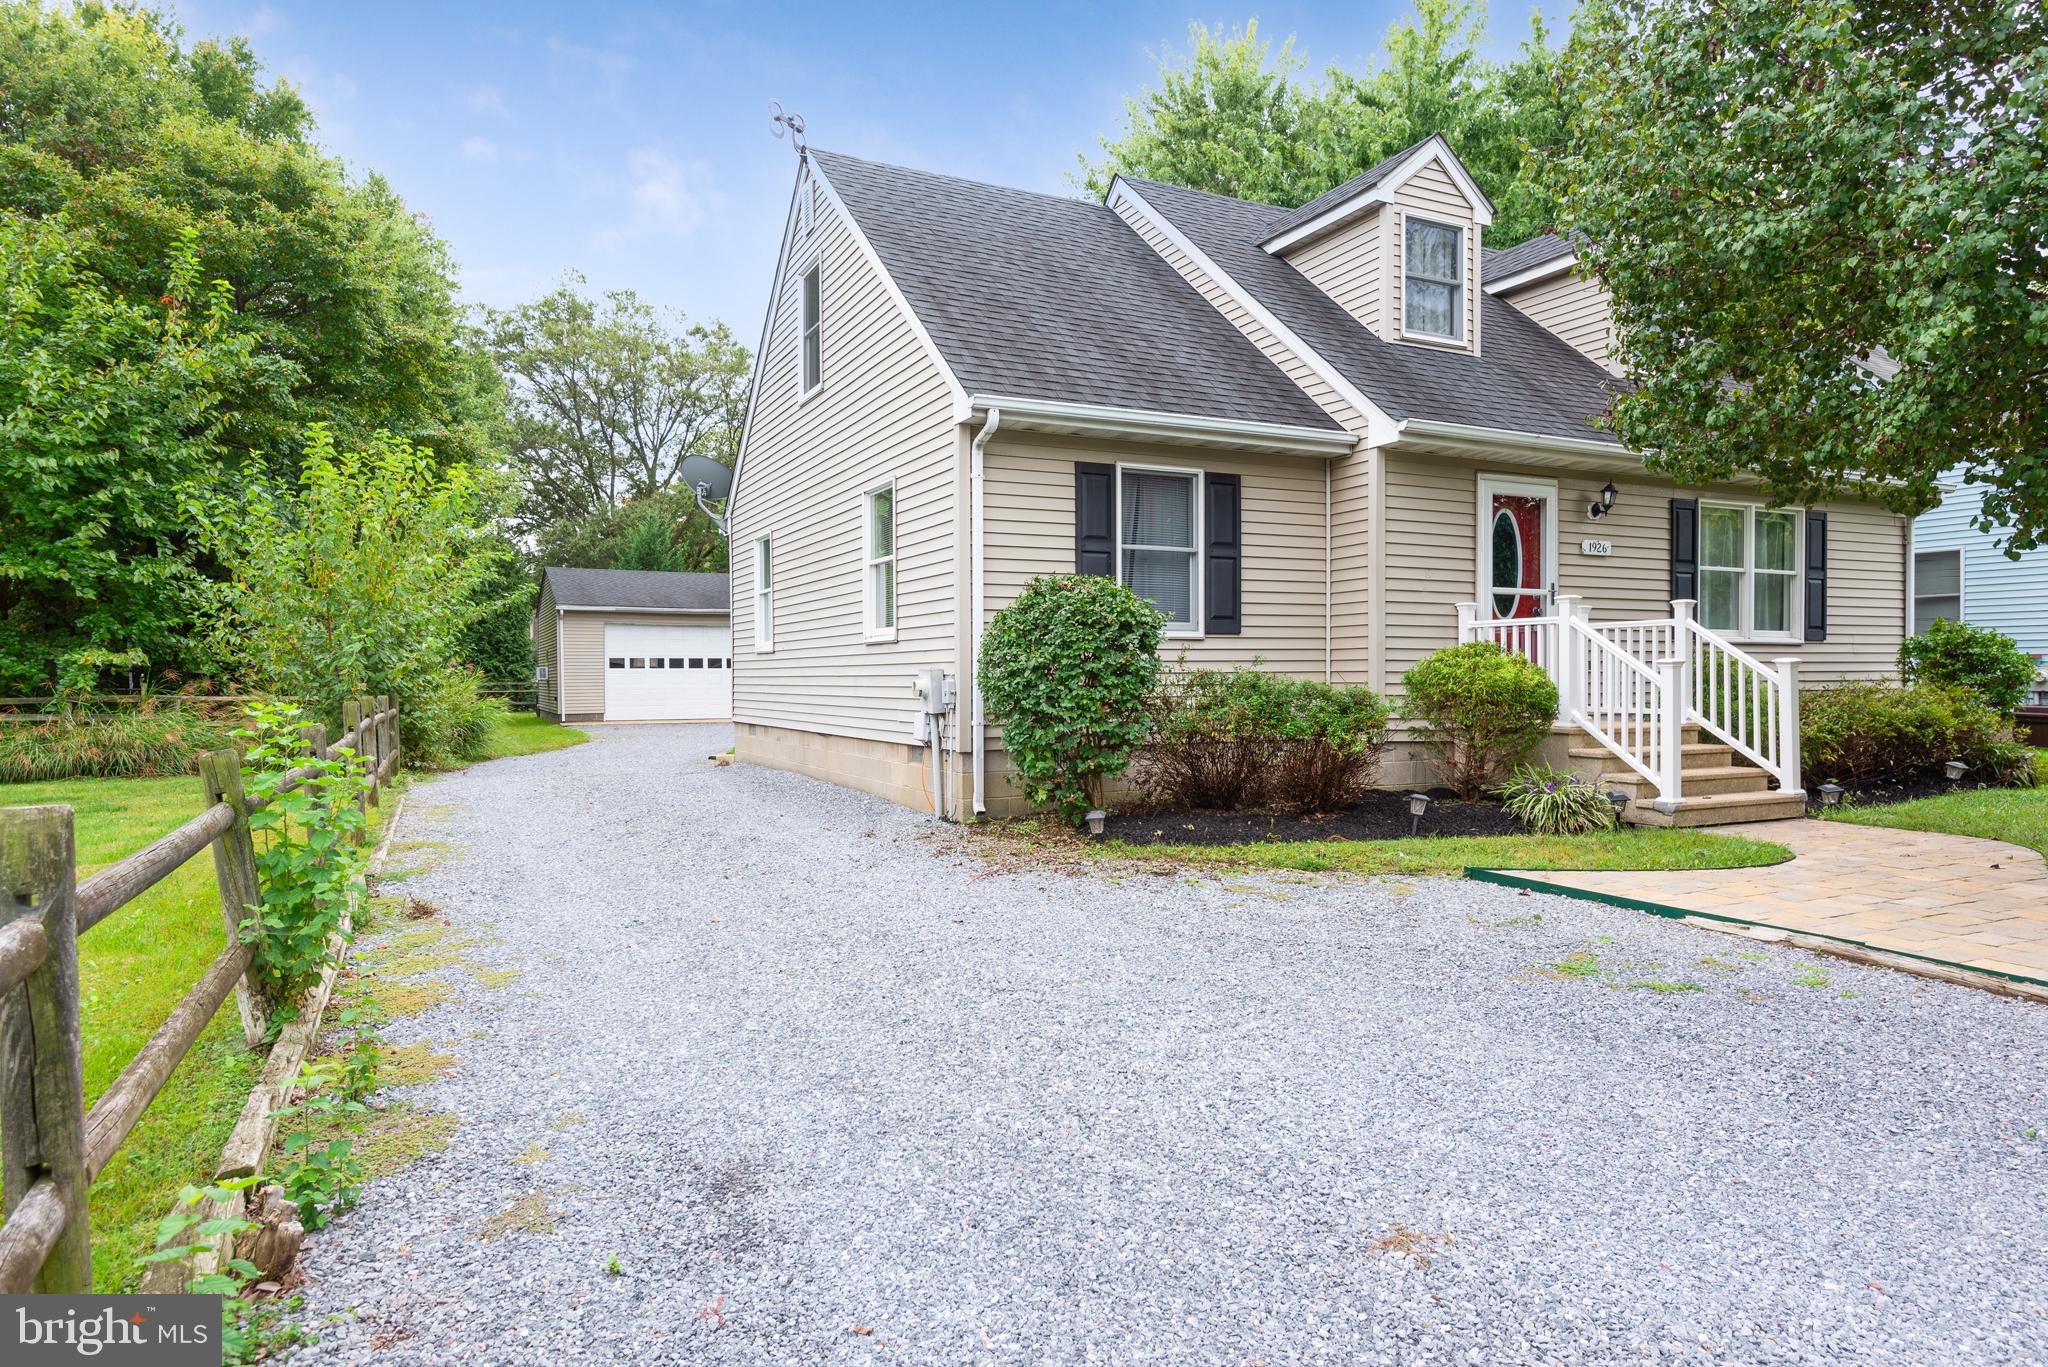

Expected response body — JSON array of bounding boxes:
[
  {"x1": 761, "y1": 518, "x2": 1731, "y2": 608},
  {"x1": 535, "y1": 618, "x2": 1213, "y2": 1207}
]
[{"x1": 165, "y1": 1, "x2": 1566, "y2": 335}]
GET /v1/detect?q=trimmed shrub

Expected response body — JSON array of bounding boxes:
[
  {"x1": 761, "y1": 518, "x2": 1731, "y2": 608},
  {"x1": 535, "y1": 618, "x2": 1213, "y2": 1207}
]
[
  {"x1": 0, "y1": 708, "x2": 235, "y2": 782},
  {"x1": 1135, "y1": 665, "x2": 1390, "y2": 814},
  {"x1": 1801, "y1": 680, "x2": 2036, "y2": 789},
  {"x1": 1498, "y1": 764, "x2": 1617, "y2": 835},
  {"x1": 1402, "y1": 642, "x2": 1559, "y2": 799},
  {"x1": 980, "y1": 575, "x2": 1164, "y2": 822},
  {"x1": 1898, "y1": 618, "x2": 2038, "y2": 713},
  {"x1": 1266, "y1": 678, "x2": 1391, "y2": 815},
  {"x1": 400, "y1": 666, "x2": 507, "y2": 769}
]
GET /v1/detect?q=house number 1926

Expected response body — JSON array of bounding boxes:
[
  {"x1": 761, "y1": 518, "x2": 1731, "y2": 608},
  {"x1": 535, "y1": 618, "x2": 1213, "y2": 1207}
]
[{"x1": 1579, "y1": 538, "x2": 1613, "y2": 556}]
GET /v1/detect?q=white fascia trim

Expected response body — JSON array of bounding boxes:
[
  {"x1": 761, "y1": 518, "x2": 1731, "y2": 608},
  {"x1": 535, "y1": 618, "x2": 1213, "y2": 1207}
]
[
  {"x1": 966, "y1": 392, "x2": 1356, "y2": 457},
  {"x1": 1259, "y1": 137, "x2": 1494, "y2": 255},
  {"x1": 1109, "y1": 178, "x2": 1400, "y2": 447},
  {"x1": 557, "y1": 606, "x2": 732, "y2": 616},
  {"x1": 1394, "y1": 418, "x2": 1632, "y2": 463},
  {"x1": 1483, "y1": 253, "x2": 1579, "y2": 296},
  {"x1": 808, "y1": 162, "x2": 970, "y2": 418}
]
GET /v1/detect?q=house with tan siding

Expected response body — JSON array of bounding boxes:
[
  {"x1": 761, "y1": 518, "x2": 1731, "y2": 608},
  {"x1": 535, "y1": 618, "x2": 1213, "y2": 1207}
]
[{"x1": 728, "y1": 135, "x2": 1912, "y2": 825}]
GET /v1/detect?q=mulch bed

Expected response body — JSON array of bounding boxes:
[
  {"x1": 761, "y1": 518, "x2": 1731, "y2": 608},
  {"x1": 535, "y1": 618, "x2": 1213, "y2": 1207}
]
[
  {"x1": 1100, "y1": 788, "x2": 1522, "y2": 846},
  {"x1": 1804, "y1": 776, "x2": 2023, "y2": 813}
]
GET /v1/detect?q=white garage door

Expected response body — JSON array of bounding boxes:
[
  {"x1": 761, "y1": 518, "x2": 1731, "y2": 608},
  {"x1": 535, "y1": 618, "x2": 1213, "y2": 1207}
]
[{"x1": 602, "y1": 623, "x2": 731, "y2": 722}]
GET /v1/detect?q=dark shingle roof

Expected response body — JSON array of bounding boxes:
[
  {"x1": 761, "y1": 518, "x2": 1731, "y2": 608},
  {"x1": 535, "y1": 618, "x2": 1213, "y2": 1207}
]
[
  {"x1": 1125, "y1": 177, "x2": 1622, "y2": 444},
  {"x1": 1483, "y1": 233, "x2": 1577, "y2": 286},
  {"x1": 808, "y1": 149, "x2": 1341, "y2": 432},
  {"x1": 543, "y1": 567, "x2": 729, "y2": 612},
  {"x1": 1258, "y1": 136, "x2": 1436, "y2": 244}
]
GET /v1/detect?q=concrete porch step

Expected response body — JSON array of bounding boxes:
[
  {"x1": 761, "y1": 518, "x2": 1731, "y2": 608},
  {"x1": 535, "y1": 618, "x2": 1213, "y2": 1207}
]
[
  {"x1": 1623, "y1": 790, "x2": 1807, "y2": 828},
  {"x1": 1569, "y1": 740, "x2": 1739, "y2": 770},
  {"x1": 1602, "y1": 765, "x2": 1773, "y2": 799}
]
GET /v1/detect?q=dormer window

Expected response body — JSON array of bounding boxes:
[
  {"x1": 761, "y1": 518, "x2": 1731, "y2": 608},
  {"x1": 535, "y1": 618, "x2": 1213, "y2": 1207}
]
[{"x1": 1404, "y1": 217, "x2": 1463, "y2": 342}]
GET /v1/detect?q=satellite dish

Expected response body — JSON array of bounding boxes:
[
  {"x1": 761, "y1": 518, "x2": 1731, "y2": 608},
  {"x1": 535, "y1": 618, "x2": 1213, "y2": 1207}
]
[{"x1": 681, "y1": 455, "x2": 733, "y2": 502}]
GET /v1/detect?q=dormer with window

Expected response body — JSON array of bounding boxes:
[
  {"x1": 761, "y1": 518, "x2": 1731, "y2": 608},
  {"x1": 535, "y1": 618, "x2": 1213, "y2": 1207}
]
[{"x1": 1261, "y1": 133, "x2": 1491, "y2": 358}]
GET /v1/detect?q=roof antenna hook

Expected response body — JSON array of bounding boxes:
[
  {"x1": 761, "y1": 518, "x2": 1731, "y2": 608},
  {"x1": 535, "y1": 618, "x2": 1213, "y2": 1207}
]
[{"x1": 768, "y1": 100, "x2": 807, "y2": 158}]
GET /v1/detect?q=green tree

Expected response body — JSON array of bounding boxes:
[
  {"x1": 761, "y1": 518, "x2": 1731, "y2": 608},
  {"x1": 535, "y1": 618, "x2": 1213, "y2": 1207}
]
[
  {"x1": 454, "y1": 539, "x2": 538, "y2": 684},
  {"x1": 1555, "y1": 0, "x2": 2048, "y2": 548},
  {"x1": 0, "y1": 3, "x2": 505, "y2": 475},
  {"x1": 481, "y1": 276, "x2": 749, "y2": 535},
  {"x1": 1079, "y1": 4, "x2": 1572, "y2": 247},
  {"x1": 0, "y1": 217, "x2": 251, "y2": 692},
  {"x1": 198, "y1": 427, "x2": 508, "y2": 730},
  {"x1": 532, "y1": 487, "x2": 727, "y2": 575}
]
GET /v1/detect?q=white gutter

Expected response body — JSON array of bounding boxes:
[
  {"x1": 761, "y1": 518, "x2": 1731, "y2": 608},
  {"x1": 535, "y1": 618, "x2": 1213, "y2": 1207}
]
[
  {"x1": 965, "y1": 393, "x2": 1355, "y2": 458},
  {"x1": 1394, "y1": 418, "x2": 1631, "y2": 463},
  {"x1": 553, "y1": 606, "x2": 730, "y2": 616},
  {"x1": 969, "y1": 406, "x2": 1001, "y2": 815},
  {"x1": 1482, "y1": 254, "x2": 1578, "y2": 296},
  {"x1": 553, "y1": 607, "x2": 564, "y2": 718}
]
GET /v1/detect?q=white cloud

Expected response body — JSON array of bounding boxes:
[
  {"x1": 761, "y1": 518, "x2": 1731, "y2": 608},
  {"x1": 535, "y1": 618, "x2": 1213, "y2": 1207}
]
[
  {"x1": 242, "y1": 3, "x2": 283, "y2": 39},
  {"x1": 547, "y1": 35, "x2": 636, "y2": 101},
  {"x1": 596, "y1": 147, "x2": 718, "y2": 247},
  {"x1": 464, "y1": 85, "x2": 512, "y2": 120},
  {"x1": 461, "y1": 136, "x2": 499, "y2": 163}
]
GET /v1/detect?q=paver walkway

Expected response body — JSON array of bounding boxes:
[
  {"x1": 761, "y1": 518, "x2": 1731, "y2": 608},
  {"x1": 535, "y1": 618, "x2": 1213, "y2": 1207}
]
[{"x1": 1496, "y1": 819, "x2": 2048, "y2": 993}]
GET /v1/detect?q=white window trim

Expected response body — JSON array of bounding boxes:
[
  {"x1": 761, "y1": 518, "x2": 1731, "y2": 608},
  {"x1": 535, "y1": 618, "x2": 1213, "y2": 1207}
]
[
  {"x1": 1401, "y1": 213, "x2": 1465, "y2": 345},
  {"x1": 1910, "y1": 546, "x2": 1965, "y2": 635},
  {"x1": 797, "y1": 258, "x2": 823, "y2": 402},
  {"x1": 1697, "y1": 500, "x2": 1804, "y2": 643},
  {"x1": 753, "y1": 535, "x2": 775, "y2": 653},
  {"x1": 862, "y1": 479, "x2": 898, "y2": 644},
  {"x1": 1115, "y1": 461, "x2": 1205, "y2": 639}
]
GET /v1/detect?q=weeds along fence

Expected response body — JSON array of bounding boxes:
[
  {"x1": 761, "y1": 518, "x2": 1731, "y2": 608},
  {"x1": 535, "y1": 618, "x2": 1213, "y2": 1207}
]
[{"x1": 0, "y1": 696, "x2": 399, "y2": 1293}]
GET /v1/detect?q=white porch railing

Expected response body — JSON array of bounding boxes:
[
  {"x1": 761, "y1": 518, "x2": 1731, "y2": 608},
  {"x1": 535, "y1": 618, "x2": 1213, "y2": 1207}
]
[{"x1": 1456, "y1": 597, "x2": 1802, "y2": 805}]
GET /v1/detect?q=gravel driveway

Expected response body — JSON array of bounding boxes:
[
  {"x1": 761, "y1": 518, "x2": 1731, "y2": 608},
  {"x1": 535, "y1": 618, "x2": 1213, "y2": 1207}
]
[{"x1": 292, "y1": 724, "x2": 2048, "y2": 1365}]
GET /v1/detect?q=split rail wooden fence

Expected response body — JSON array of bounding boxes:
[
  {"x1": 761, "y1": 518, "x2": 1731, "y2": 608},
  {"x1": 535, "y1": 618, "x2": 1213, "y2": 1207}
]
[{"x1": 0, "y1": 696, "x2": 398, "y2": 1293}]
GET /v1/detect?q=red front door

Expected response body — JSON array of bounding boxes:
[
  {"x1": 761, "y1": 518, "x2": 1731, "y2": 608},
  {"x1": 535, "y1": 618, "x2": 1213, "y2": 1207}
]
[{"x1": 1484, "y1": 484, "x2": 1551, "y2": 622}]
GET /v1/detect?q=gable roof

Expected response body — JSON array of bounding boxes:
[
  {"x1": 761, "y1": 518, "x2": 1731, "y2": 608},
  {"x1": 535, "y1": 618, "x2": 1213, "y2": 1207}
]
[
  {"x1": 808, "y1": 149, "x2": 1342, "y2": 433},
  {"x1": 1124, "y1": 177, "x2": 1622, "y2": 445},
  {"x1": 1258, "y1": 136, "x2": 1435, "y2": 243},
  {"x1": 1483, "y1": 233, "x2": 1578, "y2": 287},
  {"x1": 543, "y1": 567, "x2": 729, "y2": 612},
  {"x1": 1257, "y1": 134, "x2": 1498, "y2": 251}
]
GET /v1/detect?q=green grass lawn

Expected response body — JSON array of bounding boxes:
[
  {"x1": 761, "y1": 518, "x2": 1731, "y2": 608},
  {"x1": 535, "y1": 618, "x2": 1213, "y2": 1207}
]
[
  {"x1": 982, "y1": 821, "x2": 1792, "y2": 878},
  {"x1": 1827, "y1": 781, "x2": 2048, "y2": 860},
  {"x1": 472, "y1": 712, "x2": 588, "y2": 763},
  {"x1": 0, "y1": 772, "x2": 396, "y2": 1290}
]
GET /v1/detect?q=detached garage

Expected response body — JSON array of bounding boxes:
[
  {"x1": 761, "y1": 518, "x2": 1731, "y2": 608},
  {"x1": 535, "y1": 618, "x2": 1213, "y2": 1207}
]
[{"x1": 534, "y1": 567, "x2": 731, "y2": 723}]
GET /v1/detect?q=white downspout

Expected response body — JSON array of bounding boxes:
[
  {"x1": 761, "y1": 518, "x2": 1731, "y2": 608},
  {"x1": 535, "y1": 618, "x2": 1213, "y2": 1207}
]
[{"x1": 970, "y1": 406, "x2": 1001, "y2": 815}]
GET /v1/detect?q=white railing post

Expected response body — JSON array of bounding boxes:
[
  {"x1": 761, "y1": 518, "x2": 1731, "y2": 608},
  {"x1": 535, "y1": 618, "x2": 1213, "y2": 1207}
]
[
  {"x1": 1554, "y1": 595, "x2": 1582, "y2": 724},
  {"x1": 1456, "y1": 602, "x2": 1478, "y2": 645},
  {"x1": 1774, "y1": 658, "x2": 1802, "y2": 795},
  {"x1": 1669, "y1": 598, "x2": 1697, "y2": 722},
  {"x1": 1658, "y1": 658, "x2": 1685, "y2": 803}
]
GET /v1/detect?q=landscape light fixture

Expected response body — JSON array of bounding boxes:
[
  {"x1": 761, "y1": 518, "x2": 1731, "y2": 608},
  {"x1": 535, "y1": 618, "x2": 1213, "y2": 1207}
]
[
  {"x1": 1818, "y1": 782, "x2": 1845, "y2": 807},
  {"x1": 1406, "y1": 792, "x2": 1431, "y2": 836},
  {"x1": 1944, "y1": 759, "x2": 1969, "y2": 784},
  {"x1": 1085, "y1": 809, "x2": 1107, "y2": 838},
  {"x1": 1606, "y1": 789, "x2": 1632, "y2": 826},
  {"x1": 1587, "y1": 482, "x2": 1620, "y2": 520}
]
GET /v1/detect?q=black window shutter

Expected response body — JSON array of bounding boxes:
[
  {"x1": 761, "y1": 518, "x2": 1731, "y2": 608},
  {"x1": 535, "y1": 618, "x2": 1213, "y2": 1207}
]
[
  {"x1": 1204, "y1": 474, "x2": 1242, "y2": 635},
  {"x1": 1804, "y1": 511, "x2": 1828, "y2": 641},
  {"x1": 1669, "y1": 498, "x2": 1699, "y2": 602},
  {"x1": 1074, "y1": 462, "x2": 1114, "y2": 576}
]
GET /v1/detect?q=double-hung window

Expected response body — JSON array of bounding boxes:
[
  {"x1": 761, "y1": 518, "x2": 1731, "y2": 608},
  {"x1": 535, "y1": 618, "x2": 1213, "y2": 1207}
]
[
  {"x1": 799, "y1": 264, "x2": 822, "y2": 395},
  {"x1": 864, "y1": 482, "x2": 896, "y2": 640},
  {"x1": 1912, "y1": 548, "x2": 1963, "y2": 634},
  {"x1": 1404, "y1": 217, "x2": 1463, "y2": 342},
  {"x1": 754, "y1": 536, "x2": 775, "y2": 652},
  {"x1": 1119, "y1": 468, "x2": 1200, "y2": 634},
  {"x1": 1698, "y1": 503, "x2": 1799, "y2": 638}
]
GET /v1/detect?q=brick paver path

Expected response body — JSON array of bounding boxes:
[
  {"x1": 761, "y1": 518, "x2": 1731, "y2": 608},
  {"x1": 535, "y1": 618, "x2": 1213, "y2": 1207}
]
[{"x1": 1503, "y1": 818, "x2": 2048, "y2": 992}]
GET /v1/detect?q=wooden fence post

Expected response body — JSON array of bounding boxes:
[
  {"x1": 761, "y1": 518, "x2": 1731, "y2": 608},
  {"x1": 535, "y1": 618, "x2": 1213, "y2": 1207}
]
[
  {"x1": 342, "y1": 699, "x2": 366, "y2": 846},
  {"x1": 198, "y1": 749, "x2": 269, "y2": 1048},
  {"x1": 385, "y1": 695, "x2": 399, "y2": 776},
  {"x1": 364, "y1": 696, "x2": 382, "y2": 810},
  {"x1": 0, "y1": 805, "x2": 91, "y2": 1292}
]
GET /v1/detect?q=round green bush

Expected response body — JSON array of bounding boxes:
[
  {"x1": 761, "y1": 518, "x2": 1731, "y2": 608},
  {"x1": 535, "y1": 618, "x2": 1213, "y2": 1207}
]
[
  {"x1": 1801, "y1": 679, "x2": 2036, "y2": 789},
  {"x1": 980, "y1": 575, "x2": 1163, "y2": 822},
  {"x1": 1898, "y1": 618, "x2": 2038, "y2": 713},
  {"x1": 1402, "y1": 642, "x2": 1559, "y2": 798}
]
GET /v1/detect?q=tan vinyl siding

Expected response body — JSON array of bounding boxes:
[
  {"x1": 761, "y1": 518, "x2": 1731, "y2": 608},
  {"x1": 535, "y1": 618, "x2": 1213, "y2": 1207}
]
[
  {"x1": 1329, "y1": 448, "x2": 1374, "y2": 686},
  {"x1": 557, "y1": 610, "x2": 730, "y2": 717},
  {"x1": 1499, "y1": 270, "x2": 1616, "y2": 374},
  {"x1": 1284, "y1": 207, "x2": 1383, "y2": 334},
  {"x1": 983, "y1": 433, "x2": 1330, "y2": 679},
  {"x1": 1390, "y1": 161, "x2": 1481, "y2": 356},
  {"x1": 1378, "y1": 449, "x2": 1907, "y2": 692},
  {"x1": 1111, "y1": 193, "x2": 1365, "y2": 431},
  {"x1": 533, "y1": 578, "x2": 559, "y2": 717},
  {"x1": 727, "y1": 171, "x2": 959, "y2": 747}
]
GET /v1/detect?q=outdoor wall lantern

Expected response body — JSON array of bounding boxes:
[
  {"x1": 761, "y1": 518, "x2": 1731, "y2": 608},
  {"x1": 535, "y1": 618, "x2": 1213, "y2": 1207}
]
[
  {"x1": 1587, "y1": 482, "x2": 1620, "y2": 520},
  {"x1": 1944, "y1": 760, "x2": 1969, "y2": 784},
  {"x1": 1406, "y1": 792, "x2": 1432, "y2": 836},
  {"x1": 1818, "y1": 782, "x2": 1846, "y2": 807},
  {"x1": 1606, "y1": 789, "x2": 1632, "y2": 826}
]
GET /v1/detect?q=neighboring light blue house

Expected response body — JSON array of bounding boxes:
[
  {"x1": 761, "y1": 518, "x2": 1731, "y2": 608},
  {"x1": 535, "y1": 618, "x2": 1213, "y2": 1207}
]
[{"x1": 1912, "y1": 475, "x2": 2048, "y2": 706}]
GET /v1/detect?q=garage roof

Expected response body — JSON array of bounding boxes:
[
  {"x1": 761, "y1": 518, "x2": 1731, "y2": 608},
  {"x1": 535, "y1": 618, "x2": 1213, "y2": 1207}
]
[{"x1": 543, "y1": 567, "x2": 729, "y2": 612}]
